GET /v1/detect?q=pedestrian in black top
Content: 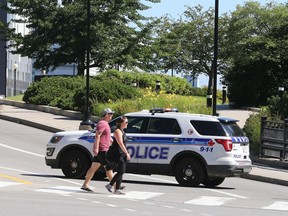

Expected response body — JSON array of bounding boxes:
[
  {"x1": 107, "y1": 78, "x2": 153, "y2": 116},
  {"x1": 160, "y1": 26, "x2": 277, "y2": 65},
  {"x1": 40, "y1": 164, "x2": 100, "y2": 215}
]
[{"x1": 105, "y1": 116, "x2": 130, "y2": 195}]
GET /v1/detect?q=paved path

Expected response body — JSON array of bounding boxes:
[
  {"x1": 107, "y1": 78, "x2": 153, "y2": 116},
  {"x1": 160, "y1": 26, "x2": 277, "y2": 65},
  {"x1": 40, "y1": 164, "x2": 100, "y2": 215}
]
[{"x1": 0, "y1": 102, "x2": 288, "y2": 187}]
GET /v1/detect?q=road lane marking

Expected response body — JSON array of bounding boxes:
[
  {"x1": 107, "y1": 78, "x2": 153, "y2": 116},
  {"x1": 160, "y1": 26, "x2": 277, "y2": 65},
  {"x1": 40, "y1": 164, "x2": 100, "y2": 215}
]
[
  {"x1": 262, "y1": 201, "x2": 288, "y2": 211},
  {"x1": 0, "y1": 181, "x2": 22, "y2": 188},
  {"x1": 185, "y1": 196, "x2": 236, "y2": 206},
  {"x1": 204, "y1": 188, "x2": 248, "y2": 199},
  {"x1": 0, "y1": 143, "x2": 44, "y2": 157},
  {"x1": 0, "y1": 166, "x2": 82, "y2": 186},
  {"x1": 0, "y1": 173, "x2": 32, "y2": 184}
]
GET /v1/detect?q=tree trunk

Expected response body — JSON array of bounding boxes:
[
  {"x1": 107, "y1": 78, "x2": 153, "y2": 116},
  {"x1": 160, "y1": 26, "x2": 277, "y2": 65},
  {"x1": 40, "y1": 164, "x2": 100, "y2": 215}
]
[
  {"x1": 207, "y1": 74, "x2": 213, "y2": 107},
  {"x1": 77, "y1": 61, "x2": 85, "y2": 76}
]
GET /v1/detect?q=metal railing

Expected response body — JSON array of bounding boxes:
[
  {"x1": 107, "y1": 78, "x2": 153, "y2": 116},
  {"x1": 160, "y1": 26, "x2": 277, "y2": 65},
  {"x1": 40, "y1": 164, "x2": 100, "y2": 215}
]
[{"x1": 260, "y1": 117, "x2": 288, "y2": 161}]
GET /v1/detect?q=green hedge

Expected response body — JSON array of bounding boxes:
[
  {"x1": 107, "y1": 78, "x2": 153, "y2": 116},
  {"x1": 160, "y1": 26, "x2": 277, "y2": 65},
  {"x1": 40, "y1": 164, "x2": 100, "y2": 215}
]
[
  {"x1": 23, "y1": 76, "x2": 83, "y2": 109},
  {"x1": 73, "y1": 79, "x2": 140, "y2": 112},
  {"x1": 243, "y1": 109, "x2": 270, "y2": 156},
  {"x1": 95, "y1": 69, "x2": 195, "y2": 95},
  {"x1": 23, "y1": 70, "x2": 211, "y2": 115}
]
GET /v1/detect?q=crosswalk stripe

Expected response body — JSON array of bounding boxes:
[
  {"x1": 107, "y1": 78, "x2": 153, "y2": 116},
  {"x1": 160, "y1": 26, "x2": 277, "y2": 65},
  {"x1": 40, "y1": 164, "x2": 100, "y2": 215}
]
[
  {"x1": 109, "y1": 191, "x2": 164, "y2": 200},
  {"x1": 35, "y1": 186, "x2": 80, "y2": 195},
  {"x1": 262, "y1": 201, "x2": 288, "y2": 211},
  {"x1": 31, "y1": 185, "x2": 288, "y2": 211},
  {"x1": 185, "y1": 196, "x2": 236, "y2": 206}
]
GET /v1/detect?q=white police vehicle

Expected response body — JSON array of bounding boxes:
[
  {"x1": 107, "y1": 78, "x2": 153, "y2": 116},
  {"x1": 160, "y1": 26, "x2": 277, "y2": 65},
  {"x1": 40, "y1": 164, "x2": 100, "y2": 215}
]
[{"x1": 45, "y1": 108, "x2": 252, "y2": 187}]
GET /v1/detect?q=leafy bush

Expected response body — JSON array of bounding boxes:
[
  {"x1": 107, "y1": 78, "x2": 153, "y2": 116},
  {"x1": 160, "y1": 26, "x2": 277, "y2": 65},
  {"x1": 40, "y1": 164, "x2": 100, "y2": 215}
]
[
  {"x1": 243, "y1": 109, "x2": 270, "y2": 156},
  {"x1": 23, "y1": 76, "x2": 83, "y2": 109},
  {"x1": 74, "y1": 79, "x2": 140, "y2": 112},
  {"x1": 96, "y1": 70, "x2": 194, "y2": 95},
  {"x1": 23, "y1": 70, "x2": 212, "y2": 116},
  {"x1": 267, "y1": 92, "x2": 288, "y2": 119}
]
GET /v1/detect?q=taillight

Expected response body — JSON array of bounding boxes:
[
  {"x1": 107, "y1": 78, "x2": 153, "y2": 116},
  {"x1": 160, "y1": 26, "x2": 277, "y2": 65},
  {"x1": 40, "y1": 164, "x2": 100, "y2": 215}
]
[{"x1": 215, "y1": 139, "x2": 233, "y2": 151}]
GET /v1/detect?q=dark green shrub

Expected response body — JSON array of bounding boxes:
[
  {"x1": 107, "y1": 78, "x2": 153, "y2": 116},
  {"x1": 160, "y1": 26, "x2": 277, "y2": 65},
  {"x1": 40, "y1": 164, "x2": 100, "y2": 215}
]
[
  {"x1": 243, "y1": 109, "x2": 270, "y2": 156},
  {"x1": 267, "y1": 92, "x2": 288, "y2": 119},
  {"x1": 74, "y1": 79, "x2": 140, "y2": 113},
  {"x1": 190, "y1": 87, "x2": 207, "y2": 97},
  {"x1": 96, "y1": 70, "x2": 193, "y2": 95},
  {"x1": 23, "y1": 76, "x2": 83, "y2": 109}
]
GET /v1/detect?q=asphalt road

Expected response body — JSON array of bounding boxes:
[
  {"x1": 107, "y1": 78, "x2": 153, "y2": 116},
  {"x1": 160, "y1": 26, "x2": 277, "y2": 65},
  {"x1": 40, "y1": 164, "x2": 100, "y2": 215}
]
[{"x1": 1, "y1": 120, "x2": 288, "y2": 216}]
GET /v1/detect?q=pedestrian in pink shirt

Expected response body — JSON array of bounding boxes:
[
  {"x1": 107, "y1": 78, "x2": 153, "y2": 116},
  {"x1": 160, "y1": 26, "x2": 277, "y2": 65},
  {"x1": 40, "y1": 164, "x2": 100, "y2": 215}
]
[{"x1": 81, "y1": 108, "x2": 114, "y2": 192}]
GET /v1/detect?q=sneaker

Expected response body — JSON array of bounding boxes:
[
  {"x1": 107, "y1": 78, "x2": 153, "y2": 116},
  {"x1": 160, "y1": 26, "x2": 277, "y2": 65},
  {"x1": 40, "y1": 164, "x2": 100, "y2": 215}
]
[
  {"x1": 114, "y1": 190, "x2": 125, "y2": 195},
  {"x1": 105, "y1": 184, "x2": 113, "y2": 193},
  {"x1": 81, "y1": 187, "x2": 94, "y2": 192},
  {"x1": 119, "y1": 185, "x2": 126, "y2": 190}
]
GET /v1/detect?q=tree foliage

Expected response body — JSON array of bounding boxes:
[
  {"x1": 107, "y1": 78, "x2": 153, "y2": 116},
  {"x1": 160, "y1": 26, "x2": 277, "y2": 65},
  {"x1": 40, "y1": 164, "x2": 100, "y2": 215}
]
[
  {"x1": 149, "y1": 5, "x2": 229, "y2": 97},
  {"x1": 222, "y1": 1, "x2": 288, "y2": 106},
  {"x1": 0, "y1": 0, "x2": 160, "y2": 75}
]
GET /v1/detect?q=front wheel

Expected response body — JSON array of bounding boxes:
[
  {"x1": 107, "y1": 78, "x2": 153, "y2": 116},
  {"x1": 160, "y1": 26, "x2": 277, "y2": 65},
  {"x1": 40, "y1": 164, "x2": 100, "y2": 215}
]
[
  {"x1": 174, "y1": 158, "x2": 204, "y2": 187},
  {"x1": 60, "y1": 150, "x2": 90, "y2": 178},
  {"x1": 202, "y1": 177, "x2": 225, "y2": 188}
]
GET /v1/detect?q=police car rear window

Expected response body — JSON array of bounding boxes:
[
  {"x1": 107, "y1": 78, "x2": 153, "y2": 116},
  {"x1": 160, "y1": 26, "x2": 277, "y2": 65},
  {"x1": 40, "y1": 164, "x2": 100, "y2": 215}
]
[
  {"x1": 190, "y1": 120, "x2": 226, "y2": 136},
  {"x1": 221, "y1": 123, "x2": 243, "y2": 136},
  {"x1": 147, "y1": 118, "x2": 181, "y2": 134}
]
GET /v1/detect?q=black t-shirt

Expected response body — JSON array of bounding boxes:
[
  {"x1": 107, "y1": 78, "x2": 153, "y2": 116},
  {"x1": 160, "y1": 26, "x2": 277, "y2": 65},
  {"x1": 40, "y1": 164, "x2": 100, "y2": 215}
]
[{"x1": 112, "y1": 129, "x2": 127, "y2": 153}]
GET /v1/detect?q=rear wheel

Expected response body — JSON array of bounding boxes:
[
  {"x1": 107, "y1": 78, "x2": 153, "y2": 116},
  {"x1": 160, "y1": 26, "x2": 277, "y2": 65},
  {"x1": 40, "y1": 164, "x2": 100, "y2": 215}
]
[
  {"x1": 60, "y1": 150, "x2": 90, "y2": 178},
  {"x1": 202, "y1": 177, "x2": 225, "y2": 188},
  {"x1": 174, "y1": 158, "x2": 204, "y2": 187}
]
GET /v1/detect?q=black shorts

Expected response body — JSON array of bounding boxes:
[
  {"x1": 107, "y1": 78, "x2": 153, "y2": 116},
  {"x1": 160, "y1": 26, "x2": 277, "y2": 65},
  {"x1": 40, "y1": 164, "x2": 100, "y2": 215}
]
[{"x1": 93, "y1": 151, "x2": 109, "y2": 166}]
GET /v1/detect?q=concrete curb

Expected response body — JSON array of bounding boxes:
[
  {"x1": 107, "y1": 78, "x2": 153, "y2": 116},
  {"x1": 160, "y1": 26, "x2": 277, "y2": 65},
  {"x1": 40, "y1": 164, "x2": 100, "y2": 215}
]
[
  {"x1": 0, "y1": 113, "x2": 61, "y2": 133},
  {"x1": 0, "y1": 99, "x2": 83, "y2": 119},
  {"x1": 0, "y1": 99, "x2": 100, "y2": 122},
  {"x1": 243, "y1": 173, "x2": 288, "y2": 187}
]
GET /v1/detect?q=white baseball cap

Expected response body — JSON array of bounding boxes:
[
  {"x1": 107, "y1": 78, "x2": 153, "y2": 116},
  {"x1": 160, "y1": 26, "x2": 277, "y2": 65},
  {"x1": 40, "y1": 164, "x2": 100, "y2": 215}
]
[{"x1": 102, "y1": 108, "x2": 115, "y2": 116}]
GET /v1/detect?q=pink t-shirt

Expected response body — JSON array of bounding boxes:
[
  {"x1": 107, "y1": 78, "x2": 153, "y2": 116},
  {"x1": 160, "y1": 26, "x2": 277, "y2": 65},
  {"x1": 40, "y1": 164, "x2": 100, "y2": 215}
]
[{"x1": 96, "y1": 120, "x2": 111, "y2": 151}]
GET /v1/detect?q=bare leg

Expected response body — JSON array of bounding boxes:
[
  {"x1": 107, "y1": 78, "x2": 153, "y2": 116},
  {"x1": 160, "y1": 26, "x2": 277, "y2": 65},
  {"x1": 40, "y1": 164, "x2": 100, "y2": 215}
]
[
  {"x1": 106, "y1": 169, "x2": 113, "y2": 181},
  {"x1": 82, "y1": 162, "x2": 101, "y2": 188}
]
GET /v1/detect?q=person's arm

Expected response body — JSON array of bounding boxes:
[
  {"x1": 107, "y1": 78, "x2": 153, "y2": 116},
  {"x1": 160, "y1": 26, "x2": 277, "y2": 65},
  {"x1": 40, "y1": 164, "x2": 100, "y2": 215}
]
[
  {"x1": 114, "y1": 129, "x2": 130, "y2": 160},
  {"x1": 93, "y1": 131, "x2": 102, "y2": 156}
]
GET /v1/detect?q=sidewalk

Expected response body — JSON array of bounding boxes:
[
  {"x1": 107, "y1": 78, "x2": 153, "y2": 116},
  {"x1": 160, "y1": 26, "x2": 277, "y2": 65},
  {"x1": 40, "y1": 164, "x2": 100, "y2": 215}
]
[{"x1": 0, "y1": 101, "x2": 288, "y2": 186}]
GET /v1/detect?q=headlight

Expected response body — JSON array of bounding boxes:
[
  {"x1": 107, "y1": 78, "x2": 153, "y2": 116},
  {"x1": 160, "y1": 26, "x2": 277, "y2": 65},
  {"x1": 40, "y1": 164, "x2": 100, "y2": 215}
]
[{"x1": 50, "y1": 136, "x2": 64, "y2": 144}]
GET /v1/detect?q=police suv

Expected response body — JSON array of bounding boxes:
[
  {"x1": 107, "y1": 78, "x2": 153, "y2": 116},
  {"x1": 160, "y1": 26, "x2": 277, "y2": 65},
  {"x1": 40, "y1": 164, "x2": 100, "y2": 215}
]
[{"x1": 45, "y1": 108, "x2": 252, "y2": 187}]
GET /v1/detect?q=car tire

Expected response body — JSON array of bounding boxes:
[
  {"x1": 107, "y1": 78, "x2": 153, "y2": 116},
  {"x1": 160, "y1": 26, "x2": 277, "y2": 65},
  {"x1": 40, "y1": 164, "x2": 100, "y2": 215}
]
[
  {"x1": 60, "y1": 150, "x2": 90, "y2": 179},
  {"x1": 202, "y1": 177, "x2": 225, "y2": 188},
  {"x1": 174, "y1": 158, "x2": 204, "y2": 187}
]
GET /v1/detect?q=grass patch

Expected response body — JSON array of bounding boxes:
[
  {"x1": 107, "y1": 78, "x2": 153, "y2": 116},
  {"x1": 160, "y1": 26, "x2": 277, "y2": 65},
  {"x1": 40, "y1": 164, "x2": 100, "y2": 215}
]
[{"x1": 5, "y1": 94, "x2": 23, "y2": 102}]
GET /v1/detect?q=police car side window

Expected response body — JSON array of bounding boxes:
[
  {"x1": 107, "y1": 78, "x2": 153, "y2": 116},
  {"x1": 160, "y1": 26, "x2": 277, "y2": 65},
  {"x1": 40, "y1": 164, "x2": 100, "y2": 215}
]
[
  {"x1": 190, "y1": 120, "x2": 226, "y2": 136},
  {"x1": 148, "y1": 118, "x2": 181, "y2": 134},
  {"x1": 124, "y1": 117, "x2": 149, "y2": 134}
]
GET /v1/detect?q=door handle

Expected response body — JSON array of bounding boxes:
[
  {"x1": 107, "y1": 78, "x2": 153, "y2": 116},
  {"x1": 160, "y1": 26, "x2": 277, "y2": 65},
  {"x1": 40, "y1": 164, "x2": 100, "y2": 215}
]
[{"x1": 172, "y1": 138, "x2": 182, "y2": 142}]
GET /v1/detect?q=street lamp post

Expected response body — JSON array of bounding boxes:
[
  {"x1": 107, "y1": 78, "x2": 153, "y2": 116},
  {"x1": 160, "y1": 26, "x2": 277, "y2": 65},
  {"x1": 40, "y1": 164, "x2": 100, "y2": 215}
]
[
  {"x1": 13, "y1": 63, "x2": 18, "y2": 96},
  {"x1": 212, "y1": 0, "x2": 219, "y2": 116},
  {"x1": 79, "y1": 0, "x2": 93, "y2": 130},
  {"x1": 278, "y1": 86, "x2": 284, "y2": 98}
]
